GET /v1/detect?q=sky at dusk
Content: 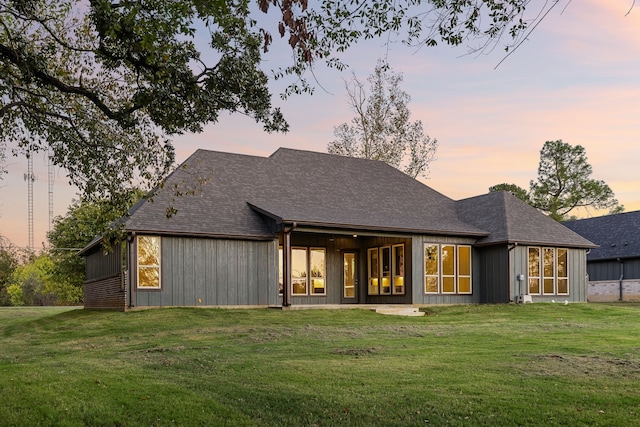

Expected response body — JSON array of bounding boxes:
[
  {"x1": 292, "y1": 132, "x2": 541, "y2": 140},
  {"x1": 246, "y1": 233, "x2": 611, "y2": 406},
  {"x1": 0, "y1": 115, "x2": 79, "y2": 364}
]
[{"x1": 2, "y1": 0, "x2": 639, "y2": 249}]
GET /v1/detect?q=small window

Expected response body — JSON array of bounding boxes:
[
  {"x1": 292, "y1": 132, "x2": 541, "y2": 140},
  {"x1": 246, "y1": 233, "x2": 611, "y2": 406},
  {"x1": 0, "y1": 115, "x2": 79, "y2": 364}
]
[
  {"x1": 441, "y1": 245, "x2": 455, "y2": 293},
  {"x1": 291, "y1": 247, "x2": 308, "y2": 295},
  {"x1": 368, "y1": 248, "x2": 379, "y2": 295},
  {"x1": 392, "y1": 244, "x2": 405, "y2": 295},
  {"x1": 528, "y1": 247, "x2": 540, "y2": 294},
  {"x1": 380, "y1": 246, "x2": 392, "y2": 295},
  {"x1": 137, "y1": 235, "x2": 160, "y2": 289},
  {"x1": 457, "y1": 245, "x2": 472, "y2": 294},
  {"x1": 424, "y1": 244, "x2": 439, "y2": 293},
  {"x1": 543, "y1": 248, "x2": 555, "y2": 294},
  {"x1": 557, "y1": 249, "x2": 568, "y2": 294},
  {"x1": 310, "y1": 248, "x2": 326, "y2": 295}
]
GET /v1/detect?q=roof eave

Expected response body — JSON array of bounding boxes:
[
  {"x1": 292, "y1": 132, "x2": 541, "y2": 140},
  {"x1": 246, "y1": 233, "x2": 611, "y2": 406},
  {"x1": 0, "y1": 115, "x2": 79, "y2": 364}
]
[
  {"x1": 276, "y1": 219, "x2": 489, "y2": 237},
  {"x1": 473, "y1": 238, "x2": 598, "y2": 249}
]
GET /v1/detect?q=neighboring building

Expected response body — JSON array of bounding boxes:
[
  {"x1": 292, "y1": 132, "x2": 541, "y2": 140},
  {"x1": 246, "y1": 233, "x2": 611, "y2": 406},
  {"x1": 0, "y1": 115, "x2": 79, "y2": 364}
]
[
  {"x1": 80, "y1": 148, "x2": 595, "y2": 310},
  {"x1": 564, "y1": 211, "x2": 640, "y2": 301}
]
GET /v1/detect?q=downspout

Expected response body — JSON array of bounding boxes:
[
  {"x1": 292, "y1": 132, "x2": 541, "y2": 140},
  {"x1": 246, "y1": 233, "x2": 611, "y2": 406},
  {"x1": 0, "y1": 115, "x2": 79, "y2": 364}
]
[
  {"x1": 282, "y1": 223, "x2": 296, "y2": 307},
  {"x1": 128, "y1": 232, "x2": 136, "y2": 308},
  {"x1": 585, "y1": 249, "x2": 591, "y2": 300},
  {"x1": 508, "y1": 242, "x2": 520, "y2": 300},
  {"x1": 617, "y1": 258, "x2": 624, "y2": 301}
]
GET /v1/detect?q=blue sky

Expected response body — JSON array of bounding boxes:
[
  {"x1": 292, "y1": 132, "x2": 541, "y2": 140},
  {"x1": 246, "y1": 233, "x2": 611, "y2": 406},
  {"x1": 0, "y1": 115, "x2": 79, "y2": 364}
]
[{"x1": 2, "y1": 0, "x2": 639, "y2": 249}]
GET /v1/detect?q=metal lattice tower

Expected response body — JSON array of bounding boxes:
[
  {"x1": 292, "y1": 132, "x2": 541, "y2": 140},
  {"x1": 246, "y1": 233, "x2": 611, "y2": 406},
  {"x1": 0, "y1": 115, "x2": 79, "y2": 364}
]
[
  {"x1": 48, "y1": 152, "x2": 54, "y2": 238},
  {"x1": 23, "y1": 153, "x2": 36, "y2": 250}
]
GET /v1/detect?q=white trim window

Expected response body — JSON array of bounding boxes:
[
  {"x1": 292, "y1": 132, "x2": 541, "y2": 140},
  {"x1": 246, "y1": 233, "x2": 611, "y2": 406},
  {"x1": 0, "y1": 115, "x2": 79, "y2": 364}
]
[
  {"x1": 367, "y1": 247, "x2": 379, "y2": 295},
  {"x1": 309, "y1": 248, "x2": 326, "y2": 295},
  {"x1": 137, "y1": 235, "x2": 161, "y2": 289},
  {"x1": 528, "y1": 247, "x2": 569, "y2": 295},
  {"x1": 292, "y1": 247, "x2": 308, "y2": 295},
  {"x1": 424, "y1": 243, "x2": 472, "y2": 295},
  {"x1": 367, "y1": 244, "x2": 406, "y2": 295},
  {"x1": 392, "y1": 244, "x2": 405, "y2": 295},
  {"x1": 279, "y1": 246, "x2": 326, "y2": 296}
]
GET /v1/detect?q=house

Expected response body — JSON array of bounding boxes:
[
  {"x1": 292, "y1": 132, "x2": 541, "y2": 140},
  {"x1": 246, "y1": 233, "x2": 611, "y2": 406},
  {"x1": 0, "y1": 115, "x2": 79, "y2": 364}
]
[
  {"x1": 564, "y1": 211, "x2": 640, "y2": 301},
  {"x1": 80, "y1": 148, "x2": 596, "y2": 310}
]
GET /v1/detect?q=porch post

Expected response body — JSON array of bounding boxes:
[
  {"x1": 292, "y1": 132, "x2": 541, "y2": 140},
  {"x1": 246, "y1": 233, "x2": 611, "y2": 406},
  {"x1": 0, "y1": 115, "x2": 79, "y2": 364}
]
[{"x1": 282, "y1": 227, "x2": 292, "y2": 307}]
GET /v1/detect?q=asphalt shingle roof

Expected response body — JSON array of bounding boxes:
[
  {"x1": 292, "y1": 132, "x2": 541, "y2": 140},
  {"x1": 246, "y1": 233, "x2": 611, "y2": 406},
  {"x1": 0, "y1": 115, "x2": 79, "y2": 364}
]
[
  {"x1": 125, "y1": 148, "x2": 488, "y2": 238},
  {"x1": 120, "y1": 148, "x2": 597, "y2": 250},
  {"x1": 456, "y1": 191, "x2": 596, "y2": 248},
  {"x1": 125, "y1": 150, "x2": 274, "y2": 239},
  {"x1": 563, "y1": 211, "x2": 640, "y2": 260},
  {"x1": 249, "y1": 148, "x2": 487, "y2": 235}
]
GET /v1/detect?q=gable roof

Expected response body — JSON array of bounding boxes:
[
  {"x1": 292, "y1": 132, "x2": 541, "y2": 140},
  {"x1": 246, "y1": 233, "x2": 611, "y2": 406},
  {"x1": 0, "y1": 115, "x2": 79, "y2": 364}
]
[
  {"x1": 563, "y1": 211, "x2": 640, "y2": 260},
  {"x1": 249, "y1": 148, "x2": 487, "y2": 235},
  {"x1": 124, "y1": 148, "x2": 488, "y2": 239},
  {"x1": 455, "y1": 191, "x2": 596, "y2": 248},
  {"x1": 124, "y1": 150, "x2": 275, "y2": 239}
]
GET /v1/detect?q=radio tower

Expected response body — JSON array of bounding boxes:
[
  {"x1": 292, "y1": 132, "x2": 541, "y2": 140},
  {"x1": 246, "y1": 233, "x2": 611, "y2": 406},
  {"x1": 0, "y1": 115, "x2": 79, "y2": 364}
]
[
  {"x1": 48, "y1": 151, "x2": 54, "y2": 239},
  {"x1": 23, "y1": 153, "x2": 36, "y2": 250}
]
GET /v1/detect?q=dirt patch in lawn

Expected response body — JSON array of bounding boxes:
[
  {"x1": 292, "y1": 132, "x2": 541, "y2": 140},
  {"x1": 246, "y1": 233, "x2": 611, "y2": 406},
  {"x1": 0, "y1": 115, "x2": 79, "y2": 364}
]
[{"x1": 518, "y1": 353, "x2": 640, "y2": 379}]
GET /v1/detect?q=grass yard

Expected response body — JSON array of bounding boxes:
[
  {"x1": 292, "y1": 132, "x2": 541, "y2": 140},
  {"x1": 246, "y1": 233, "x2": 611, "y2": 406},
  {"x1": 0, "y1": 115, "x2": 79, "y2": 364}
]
[{"x1": 1, "y1": 303, "x2": 640, "y2": 426}]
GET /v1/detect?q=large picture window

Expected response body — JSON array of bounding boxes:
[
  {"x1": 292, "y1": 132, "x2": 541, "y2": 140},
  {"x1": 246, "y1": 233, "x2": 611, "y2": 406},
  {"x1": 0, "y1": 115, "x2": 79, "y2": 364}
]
[
  {"x1": 528, "y1": 247, "x2": 569, "y2": 295},
  {"x1": 368, "y1": 244, "x2": 405, "y2": 295},
  {"x1": 137, "y1": 235, "x2": 160, "y2": 289},
  {"x1": 279, "y1": 246, "x2": 326, "y2": 296},
  {"x1": 424, "y1": 243, "x2": 472, "y2": 295}
]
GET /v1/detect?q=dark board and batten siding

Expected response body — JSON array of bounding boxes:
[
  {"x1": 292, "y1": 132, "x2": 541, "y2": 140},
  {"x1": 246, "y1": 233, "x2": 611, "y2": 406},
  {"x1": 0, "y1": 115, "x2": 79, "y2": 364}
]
[
  {"x1": 83, "y1": 244, "x2": 127, "y2": 310},
  {"x1": 411, "y1": 235, "x2": 480, "y2": 305},
  {"x1": 587, "y1": 258, "x2": 640, "y2": 281},
  {"x1": 134, "y1": 237, "x2": 278, "y2": 308},
  {"x1": 85, "y1": 244, "x2": 122, "y2": 281},
  {"x1": 477, "y1": 245, "x2": 510, "y2": 303}
]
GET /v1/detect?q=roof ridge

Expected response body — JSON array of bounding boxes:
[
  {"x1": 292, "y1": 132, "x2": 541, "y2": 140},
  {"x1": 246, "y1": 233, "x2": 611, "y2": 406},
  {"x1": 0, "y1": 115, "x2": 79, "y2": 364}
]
[{"x1": 498, "y1": 191, "x2": 511, "y2": 240}]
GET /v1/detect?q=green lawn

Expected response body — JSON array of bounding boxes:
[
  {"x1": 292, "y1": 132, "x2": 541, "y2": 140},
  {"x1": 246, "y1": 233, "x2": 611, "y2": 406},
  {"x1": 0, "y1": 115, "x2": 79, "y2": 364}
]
[{"x1": 1, "y1": 303, "x2": 640, "y2": 426}]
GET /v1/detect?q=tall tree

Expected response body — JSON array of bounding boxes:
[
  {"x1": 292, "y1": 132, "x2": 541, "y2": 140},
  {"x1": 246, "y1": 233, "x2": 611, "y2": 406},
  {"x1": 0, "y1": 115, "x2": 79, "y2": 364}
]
[
  {"x1": 488, "y1": 183, "x2": 531, "y2": 204},
  {"x1": 529, "y1": 140, "x2": 623, "y2": 221},
  {"x1": 0, "y1": 0, "x2": 589, "y2": 231},
  {"x1": 489, "y1": 140, "x2": 623, "y2": 221},
  {"x1": 328, "y1": 60, "x2": 437, "y2": 179}
]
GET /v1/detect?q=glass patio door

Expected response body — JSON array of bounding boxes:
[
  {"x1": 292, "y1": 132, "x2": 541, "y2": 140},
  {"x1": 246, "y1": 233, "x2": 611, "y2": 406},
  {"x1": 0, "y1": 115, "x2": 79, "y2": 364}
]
[{"x1": 343, "y1": 252, "x2": 358, "y2": 302}]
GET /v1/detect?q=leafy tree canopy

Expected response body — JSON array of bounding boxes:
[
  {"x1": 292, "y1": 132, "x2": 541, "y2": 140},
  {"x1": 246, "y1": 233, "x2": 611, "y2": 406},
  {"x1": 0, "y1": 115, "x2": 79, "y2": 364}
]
[
  {"x1": 0, "y1": 0, "x2": 577, "y2": 226},
  {"x1": 328, "y1": 60, "x2": 437, "y2": 179},
  {"x1": 7, "y1": 254, "x2": 57, "y2": 305},
  {"x1": 530, "y1": 140, "x2": 623, "y2": 221},
  {"x1": 490, "y1": 140, "x2": 623, "y2": 221},
  {"x1": 488, "y1": 183, "x2": 531, "y2": 204},
  {"x1": 47, "y1": 189, "x2": 144, "y2": 284},
  {"x1": 0, "y1": 238, "x2": 19, "y2": 305}
]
